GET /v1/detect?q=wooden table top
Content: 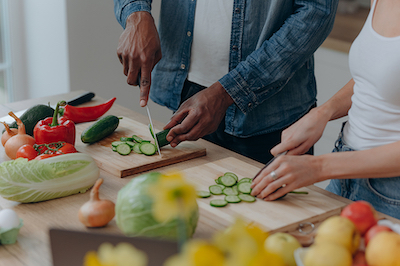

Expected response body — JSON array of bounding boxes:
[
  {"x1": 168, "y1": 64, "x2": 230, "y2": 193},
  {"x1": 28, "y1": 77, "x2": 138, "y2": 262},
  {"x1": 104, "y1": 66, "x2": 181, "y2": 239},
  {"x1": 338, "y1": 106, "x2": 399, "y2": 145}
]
[{"x1": 0, "y1": 91, "x2": 396, "y2": 266}]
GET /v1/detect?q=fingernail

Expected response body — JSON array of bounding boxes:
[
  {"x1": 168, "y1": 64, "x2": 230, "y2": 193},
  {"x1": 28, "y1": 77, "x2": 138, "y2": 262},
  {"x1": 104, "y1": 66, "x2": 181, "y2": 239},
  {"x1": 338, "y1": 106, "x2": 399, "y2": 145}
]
[
  {"x1": 140, "y1": 100, "x2": 146, "y2": 107},
  {"x1": 166, "y1": 136, "x2": 172, "y2": 142}
]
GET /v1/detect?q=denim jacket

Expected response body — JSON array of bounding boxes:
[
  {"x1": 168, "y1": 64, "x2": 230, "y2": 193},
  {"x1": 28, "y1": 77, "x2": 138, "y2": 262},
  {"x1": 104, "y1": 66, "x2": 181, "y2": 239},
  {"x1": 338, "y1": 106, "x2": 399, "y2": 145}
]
[{"x1": 114, "y1": 0, "x2": 338, "y2": 137}]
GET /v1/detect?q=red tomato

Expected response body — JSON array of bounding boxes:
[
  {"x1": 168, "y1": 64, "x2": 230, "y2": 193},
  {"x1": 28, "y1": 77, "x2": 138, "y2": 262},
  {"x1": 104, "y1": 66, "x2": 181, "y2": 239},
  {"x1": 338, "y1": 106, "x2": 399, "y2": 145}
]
[
  {"x1": 58, "y1": 143, "x2": 77, "y2": 154},
  {"x1": 16, "y1": 144, "x2": 38, "y2": 160},
  {"x1": 34, "y1": 153, "x2": 61, "y2": 160}
]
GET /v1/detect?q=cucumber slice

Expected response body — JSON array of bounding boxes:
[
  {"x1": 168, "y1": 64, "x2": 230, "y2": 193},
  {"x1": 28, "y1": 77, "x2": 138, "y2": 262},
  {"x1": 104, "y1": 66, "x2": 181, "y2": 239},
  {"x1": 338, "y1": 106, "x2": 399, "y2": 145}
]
[
  {"x1": 225, "y1": 195, "x2": 241, "y2": 203},
  {"x1": 139, "y1": 142, "x2": 157, "y2": 156},
  {"x1": 238, "y1": 194, "x2": 256, "y2": 202},
  {"x1": 215, "y1": 177, "x2": 222, "y2": 185},
  {"x1": 116, "y1": 143, "x2": 131, "y2": 155},
  {"x1": 238, "y1": 177, "x2": 252, "y2": 183},
  {"x1": 196, "y1": 190, "x2": 211, "y2": 198},
  {"x1": 120, "y1": 137, "x2": 133, "y2": 142},
  {"x1": 210, "y1": 199, "x2": 228, "y2": 207},
  {"x1": 218, "y1": 175, "x2": 237, "y2": 187},
  {"x1": 111, "y1": 141, "x2": 125, "y2": 147},
  {"x1": 238, "y1": 182, "x2": 252, "y2": 194},
  {"x1": 209, "y1": 185, "x2": 223, "y2": 195},
  {"x1": 112, "y1": 146, "x2": 117, "y2": 152},
  {"x1": 216, "y1": 184, "x2": 225, "y2": 190},
  {"x1": 224, "y1": 172, "x2": 238, "y2": 181},
  {"x1": 125, "y1": 141, "x2": 136, "y2": 147},
  {"x1": 132, "y1": 143, "x2": 143, "y2": 154},
  {"x1": 132, "y1": 135, "x2": 144, "y2": 143},
  {"x1": 223, "y1": 187, "x2": 239, "y2": 196},
  {"x1": 232, "y1": 185, "x2": 239, "y2": 194}
]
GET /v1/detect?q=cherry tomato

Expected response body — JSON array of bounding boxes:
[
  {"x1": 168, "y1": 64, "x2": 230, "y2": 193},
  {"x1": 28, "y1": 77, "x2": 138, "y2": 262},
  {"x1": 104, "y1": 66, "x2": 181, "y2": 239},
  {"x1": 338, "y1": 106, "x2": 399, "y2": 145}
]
[
  {"x1": 16, "y1": 144, "x2": 38, "y2": 160},
  {"x1": 34, "y1": 153, "x2": 61, "y2": 160},
  {"x1": 58, "y1": 143, "x2": 77, "y2": 154}
]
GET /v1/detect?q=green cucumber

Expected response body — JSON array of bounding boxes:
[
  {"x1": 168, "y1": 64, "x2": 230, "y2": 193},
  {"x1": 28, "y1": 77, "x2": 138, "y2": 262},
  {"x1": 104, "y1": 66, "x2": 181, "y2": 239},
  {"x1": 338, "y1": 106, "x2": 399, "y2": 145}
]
[
  {"x1": 209, "y1": 185, "x2": 223, "y2": 195},
  {"x1": 238, "y1": 182, "x2": 252, "y2": 194},
  {"x1": 225, "y1": 195, "x2": 241, "y2": 203},
  {"x1": 116, "y1": 143, "x2": 131, "y2": 155},
  {"x1": 210, "y1": 199, "x2": 228, "y2": 207},
  {"x1": 81, "y1": 115, "x2": 120, "y2": 144},
  {"x1": 196, "y1": 191, "x2": 211, "y2": 198},
  {"x1": 223, "y1": 187, "x2": 239, "y2": 196},
  {"x1": 5, "y1": 104, "x2": 55, "y2": 136},
  {"x1": 238, "y1": 194, "x2": 256, "y2": 202},
  {"x1": 238, "y1": 178, "x2": 252, "y2": 183},
  {"x1": 218, "y1": 175, "x2": 237, "y2": 187},
  {"x1": 132, "y1": 143, "x2": 143, "y2": 154},
  {"x1": 148, "y1": 124, "x2": 171, "y2": 148},
  {"x1": 139, "y1": 142, "x2": 156, "y2": 156}
]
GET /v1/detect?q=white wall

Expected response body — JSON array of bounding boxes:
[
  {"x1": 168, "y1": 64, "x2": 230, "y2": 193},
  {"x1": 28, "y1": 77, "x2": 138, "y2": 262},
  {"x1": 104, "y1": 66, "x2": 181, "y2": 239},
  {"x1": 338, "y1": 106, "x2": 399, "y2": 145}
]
[
  {"x1": 65, "y1": 0, "x2": 172, "y2": 124},
  {"x1": 8, "y1": 0, "x2": 69, "y2": 101}
]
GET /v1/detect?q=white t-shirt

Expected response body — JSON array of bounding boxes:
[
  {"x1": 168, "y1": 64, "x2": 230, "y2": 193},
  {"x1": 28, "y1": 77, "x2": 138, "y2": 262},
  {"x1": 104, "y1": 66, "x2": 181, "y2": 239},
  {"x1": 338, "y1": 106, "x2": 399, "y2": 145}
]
[
  {"x1": 187, "y1": 0, "x2": 234, "y2": 87},
  {"x1": 343, "y1": 0, "x2": 400, "y2": 150}
]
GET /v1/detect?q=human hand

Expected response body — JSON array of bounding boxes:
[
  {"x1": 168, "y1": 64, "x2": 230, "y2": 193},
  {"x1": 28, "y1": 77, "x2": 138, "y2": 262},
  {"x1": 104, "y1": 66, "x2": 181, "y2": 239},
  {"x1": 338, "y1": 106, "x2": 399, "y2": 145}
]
[
  {"x1": 117, "y1": 11, "x2": 162, "y2": 107},
  {"x1": 271, "y1": 107, "x2": 330, "y2": 156},
  {"x1": 250, "y1": 154, "x2": 322, "y2": 200},
  {"x1": 164, "y1": 82, "x2": 234, "y2": 147}
]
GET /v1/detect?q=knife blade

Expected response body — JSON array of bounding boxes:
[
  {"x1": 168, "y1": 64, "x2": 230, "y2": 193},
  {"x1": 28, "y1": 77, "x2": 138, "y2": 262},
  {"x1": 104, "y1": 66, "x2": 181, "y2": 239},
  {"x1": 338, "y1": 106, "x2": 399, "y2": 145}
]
[
  {"x1": 146, "y1": 105, "x2": 162, "y2": 158},
  {"x1": 252, "y1": 151, "x2": 287, "y2": 181},
  {"x1": 0, "y1": 92, "x2": 95, "y2": 124}
]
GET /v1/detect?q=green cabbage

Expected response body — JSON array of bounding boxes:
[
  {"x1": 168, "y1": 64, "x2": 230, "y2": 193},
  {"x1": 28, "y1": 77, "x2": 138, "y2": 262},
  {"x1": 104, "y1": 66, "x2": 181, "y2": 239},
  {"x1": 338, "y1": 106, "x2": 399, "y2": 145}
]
[
  {"x1": 0, "y1": 153, "x2": 99, "y2": 203},
  {"x1": 115, "y1": 172, "x2": 199, "y2": 240}
]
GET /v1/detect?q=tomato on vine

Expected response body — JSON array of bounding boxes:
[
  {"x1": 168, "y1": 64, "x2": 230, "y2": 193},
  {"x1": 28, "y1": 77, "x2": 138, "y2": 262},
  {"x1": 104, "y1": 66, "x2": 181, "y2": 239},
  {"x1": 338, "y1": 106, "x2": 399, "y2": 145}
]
[{"x1": 16, "y1": 144, "x2": 38, "y2": 160}]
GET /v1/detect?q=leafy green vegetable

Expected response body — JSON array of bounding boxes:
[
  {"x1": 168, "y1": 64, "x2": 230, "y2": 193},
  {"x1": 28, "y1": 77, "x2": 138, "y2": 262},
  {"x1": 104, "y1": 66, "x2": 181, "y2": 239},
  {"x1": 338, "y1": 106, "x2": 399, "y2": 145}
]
[
  {"x1": 115, "y1": 172, "x2": 199, "y2": 240},
  {"x1": 0, "y1": 153, "x2": 99, "y2": 203}
]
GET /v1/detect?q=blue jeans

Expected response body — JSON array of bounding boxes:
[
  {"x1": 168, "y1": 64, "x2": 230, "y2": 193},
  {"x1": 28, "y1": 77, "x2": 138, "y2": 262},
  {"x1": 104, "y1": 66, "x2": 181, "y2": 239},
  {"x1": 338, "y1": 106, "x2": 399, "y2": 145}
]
[{"x1": 326, "y1": 123, "x2": 400, "y2": 219}]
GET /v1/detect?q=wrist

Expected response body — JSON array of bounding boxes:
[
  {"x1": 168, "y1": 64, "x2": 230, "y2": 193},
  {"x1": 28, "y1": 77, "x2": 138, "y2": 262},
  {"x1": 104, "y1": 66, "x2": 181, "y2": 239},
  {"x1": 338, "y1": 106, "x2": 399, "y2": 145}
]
[
  {"x1": 214, "y1": 82, "x2": 234, "y2": 107},
  {"x1": 126, "y1": 11, "x2": 153, "y2": 28}
]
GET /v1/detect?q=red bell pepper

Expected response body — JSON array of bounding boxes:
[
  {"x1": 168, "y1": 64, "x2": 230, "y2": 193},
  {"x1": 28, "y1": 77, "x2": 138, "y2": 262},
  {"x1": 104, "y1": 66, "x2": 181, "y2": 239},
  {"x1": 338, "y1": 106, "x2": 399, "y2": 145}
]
[
  {"x1": 61, "y1": 97, "x2": 116, "y2": 124},
  {"x1": 33, "y1": 101, "x2": 76, "y2": 145}
]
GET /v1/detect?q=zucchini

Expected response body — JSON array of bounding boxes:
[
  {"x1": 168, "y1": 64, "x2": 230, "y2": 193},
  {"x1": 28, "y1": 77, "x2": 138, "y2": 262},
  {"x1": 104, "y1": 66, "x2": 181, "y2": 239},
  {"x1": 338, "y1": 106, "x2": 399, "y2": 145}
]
[
  {"x1": 81, "y1": 115, "x2": 120, "y2": 144},
  {"x1": 5, "y1": 104, "x2": 55, "y2": 136}
]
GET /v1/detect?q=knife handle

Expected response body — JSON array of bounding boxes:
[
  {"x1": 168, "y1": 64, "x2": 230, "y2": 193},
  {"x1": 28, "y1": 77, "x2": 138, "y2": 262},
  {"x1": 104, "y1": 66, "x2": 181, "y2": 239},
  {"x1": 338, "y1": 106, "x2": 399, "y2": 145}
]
[{"x1": 67, "y1": 92, "x2": 95, "y2": 106}]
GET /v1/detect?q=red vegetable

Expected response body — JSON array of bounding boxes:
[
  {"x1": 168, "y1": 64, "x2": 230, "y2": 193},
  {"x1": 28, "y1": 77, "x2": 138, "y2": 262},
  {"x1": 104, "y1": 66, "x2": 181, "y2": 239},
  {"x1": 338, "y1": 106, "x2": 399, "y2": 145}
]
[
  {"x1": 33, "y1": 141, "x2": 78, "y2": 160},
  {"x1": 34, "y1": 101, "x2": 76, "y2": 145},
  {"x1": 16, "y1": 144, "x2": 38, "y2": 160},
  {"x1": 62, "y1": 97, "x2": 116, "y2": 124}
]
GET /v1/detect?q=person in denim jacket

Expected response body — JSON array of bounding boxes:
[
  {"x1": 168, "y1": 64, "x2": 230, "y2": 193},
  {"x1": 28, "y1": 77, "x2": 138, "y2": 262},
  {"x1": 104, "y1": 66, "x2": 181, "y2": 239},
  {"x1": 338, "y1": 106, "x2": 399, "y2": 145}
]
[
  {"x1": 113, "y1": 0, "x2": 338, "y2": 164},
  {"x1": 251, "y1": 0, "x2": 400, "y2": 219}
]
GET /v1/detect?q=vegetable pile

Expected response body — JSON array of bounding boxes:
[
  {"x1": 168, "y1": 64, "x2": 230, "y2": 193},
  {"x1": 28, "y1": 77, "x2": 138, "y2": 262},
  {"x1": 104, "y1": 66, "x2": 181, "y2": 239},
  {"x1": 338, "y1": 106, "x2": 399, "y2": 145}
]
[
  {"x1": 111, "y1": 135, "x2": 157, "y2": 156},
  {"x1": 197, "y1": 172, "x2": 256, "y2": 207},
  {"x1": 115, "y1": 172, "x2": 199, "y2": 240},
  {"x1": 0, "y1": 153, "x2": 99, "y2": 203}
]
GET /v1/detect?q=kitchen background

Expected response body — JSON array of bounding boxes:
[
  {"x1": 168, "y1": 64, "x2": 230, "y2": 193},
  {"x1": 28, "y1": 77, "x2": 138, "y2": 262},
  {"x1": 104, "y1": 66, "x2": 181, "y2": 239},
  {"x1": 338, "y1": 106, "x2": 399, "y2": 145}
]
[{"x1": 1, "y1": 0, "x2": 370, "y2": 188}]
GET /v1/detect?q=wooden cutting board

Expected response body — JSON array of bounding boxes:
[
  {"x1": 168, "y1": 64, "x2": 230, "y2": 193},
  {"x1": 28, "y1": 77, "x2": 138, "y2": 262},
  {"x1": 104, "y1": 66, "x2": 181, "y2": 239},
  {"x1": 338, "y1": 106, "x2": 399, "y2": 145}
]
[
  {"x1": 179, "y1": 157, "x2": 348, "y2": 234},
  {"x1": 74, "y1": 117, "x2": 206, "y2": 178}
]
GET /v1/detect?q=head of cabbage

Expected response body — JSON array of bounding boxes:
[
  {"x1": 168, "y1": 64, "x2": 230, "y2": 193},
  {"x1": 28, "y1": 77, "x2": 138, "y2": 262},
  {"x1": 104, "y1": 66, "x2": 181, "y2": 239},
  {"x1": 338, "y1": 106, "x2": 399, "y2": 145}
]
[{"x1": 115, "y1": 172, "x2": 199, "y2": 240}]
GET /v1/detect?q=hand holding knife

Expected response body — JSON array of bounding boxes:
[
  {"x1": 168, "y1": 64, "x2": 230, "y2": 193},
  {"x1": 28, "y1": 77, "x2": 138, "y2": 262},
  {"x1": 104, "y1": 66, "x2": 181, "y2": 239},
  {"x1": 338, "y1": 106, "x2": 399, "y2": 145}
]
[{"x1": 252, "y1": 151, "x2": 288, "y2": 181}]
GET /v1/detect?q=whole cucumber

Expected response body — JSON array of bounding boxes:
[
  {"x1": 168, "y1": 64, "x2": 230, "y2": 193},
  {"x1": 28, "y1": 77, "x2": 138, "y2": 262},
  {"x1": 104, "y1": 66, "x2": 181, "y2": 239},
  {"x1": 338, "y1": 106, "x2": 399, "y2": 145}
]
[
  {"x1": 81, "y1": 115, "x2": 120, "y2": 144},
  {"x1": 4, "y1": 104, "x2": 55, "y2": 136}
]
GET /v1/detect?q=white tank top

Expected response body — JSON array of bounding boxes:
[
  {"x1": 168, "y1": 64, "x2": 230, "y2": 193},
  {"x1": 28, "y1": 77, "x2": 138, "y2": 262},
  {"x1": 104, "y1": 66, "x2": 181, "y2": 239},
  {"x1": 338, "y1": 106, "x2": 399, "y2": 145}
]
[
  {"x1": 187, "y1": 0, "x2": 234, "y2": 87},
  {"x1": 343, "y1": 0, "x2": 400, "y2": 150}
]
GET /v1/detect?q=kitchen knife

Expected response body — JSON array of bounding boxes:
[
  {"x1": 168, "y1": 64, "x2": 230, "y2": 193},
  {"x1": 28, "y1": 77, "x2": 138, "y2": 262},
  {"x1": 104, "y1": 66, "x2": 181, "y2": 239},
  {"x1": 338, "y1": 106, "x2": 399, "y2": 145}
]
[
  {"x1": 146, "y1": 105, "x2": 162, "y2": 158},
  {"x1": 252, "y1": 151, "x2": 288, "y2": 181},
  {"x1": 0, "y1": 92, "x2": 95, "y2": 124}
]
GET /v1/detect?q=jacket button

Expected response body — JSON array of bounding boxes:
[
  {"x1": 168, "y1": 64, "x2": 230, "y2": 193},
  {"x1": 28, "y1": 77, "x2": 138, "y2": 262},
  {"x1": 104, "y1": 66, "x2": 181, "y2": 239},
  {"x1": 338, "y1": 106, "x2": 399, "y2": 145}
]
[
  {"x1": 187, "y1": 31, "x2": 191, "y2": 37},
  {"x1": 181, "y1": 64, "x2": 186, "y2": 70},
  {"x1": 248, "y1": 102, "x2": 252, "y2": 107},
  {"x1": 235, "y1": 7, "x2": 241, "y2": 13},
  {"x1": 232, "y1": 45, "x2": 238, "y2": 51}
]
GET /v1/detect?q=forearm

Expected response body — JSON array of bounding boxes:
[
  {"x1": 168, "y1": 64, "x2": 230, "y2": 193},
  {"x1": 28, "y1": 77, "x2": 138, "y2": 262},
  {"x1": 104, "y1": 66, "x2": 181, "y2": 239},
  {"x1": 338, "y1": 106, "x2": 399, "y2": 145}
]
[
  {"x1": 318, "y1": 79, "x2": 354, "y2": 121},
  {"x1": 318, "y1": 140, "x2": 400, "y2": 181}
]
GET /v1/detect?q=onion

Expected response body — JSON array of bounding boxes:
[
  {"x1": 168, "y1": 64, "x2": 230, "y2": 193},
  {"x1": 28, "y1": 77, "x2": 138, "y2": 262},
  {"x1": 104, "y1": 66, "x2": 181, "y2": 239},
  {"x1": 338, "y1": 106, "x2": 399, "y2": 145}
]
[
  {"x1": 4, "y1": 112, "x2": 36, "y2": 159},
  {"x1": 1, "y1": 121, "x2": 18, "y2": 147},
  {"x1": 78, "y1": 178, "x2": 115, "y2": 227}
]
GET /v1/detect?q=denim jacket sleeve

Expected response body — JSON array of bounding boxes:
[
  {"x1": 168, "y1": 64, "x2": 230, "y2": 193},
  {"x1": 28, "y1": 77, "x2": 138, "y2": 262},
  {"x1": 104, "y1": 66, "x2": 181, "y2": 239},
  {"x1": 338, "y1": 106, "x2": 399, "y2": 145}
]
[
  {"x1": 114, "y1": 0, "x2": 152, "y2": 29},
  {"x1": 219, "y1": 0, "x2": 338, "y2": 114}
]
